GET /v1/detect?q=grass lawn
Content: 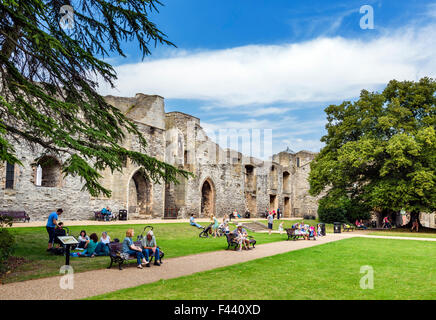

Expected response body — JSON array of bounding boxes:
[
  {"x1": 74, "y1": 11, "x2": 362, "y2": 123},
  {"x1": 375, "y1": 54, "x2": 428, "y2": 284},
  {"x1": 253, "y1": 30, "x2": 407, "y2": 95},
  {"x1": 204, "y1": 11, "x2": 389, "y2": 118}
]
[
  {"x1": 365, "y1": 228, "x2": 436, "y2": 239},
  {"x1": 3, "y1": 221, "x2": 291, "y2": 284},
  {"x1": 89, "y1": 237, "x2": 436, "y2": 300}
]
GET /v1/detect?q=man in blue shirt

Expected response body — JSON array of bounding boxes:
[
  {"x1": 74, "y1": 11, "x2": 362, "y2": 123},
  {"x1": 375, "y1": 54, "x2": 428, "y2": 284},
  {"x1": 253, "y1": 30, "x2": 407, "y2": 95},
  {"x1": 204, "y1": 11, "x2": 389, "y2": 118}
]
[
  {"x1": 46, "y1": 208, "x2": 63, "y2": 251},
  {"x1": 189, "y1": 214, "x2": 203, "y2": 229}
]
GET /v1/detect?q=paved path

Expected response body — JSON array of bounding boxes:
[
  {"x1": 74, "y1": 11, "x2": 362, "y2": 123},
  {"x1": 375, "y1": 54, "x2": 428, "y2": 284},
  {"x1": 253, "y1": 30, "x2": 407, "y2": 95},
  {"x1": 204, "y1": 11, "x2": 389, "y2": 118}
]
[
  {"x1": 1, "y1": 233, "x2": 434, "y2": 300},
  {"x1": 0, "y1": 233, "x2": 355, "y2": 300}
]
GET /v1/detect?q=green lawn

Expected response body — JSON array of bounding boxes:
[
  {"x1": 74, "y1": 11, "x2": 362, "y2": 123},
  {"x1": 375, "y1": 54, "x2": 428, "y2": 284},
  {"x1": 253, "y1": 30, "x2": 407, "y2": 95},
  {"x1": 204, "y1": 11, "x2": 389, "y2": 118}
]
[
  {"x1": 89, "y1": 238, "x2": 436, "y2": 300},
  {"x1": 366, "y1": 229, "x2": 436, "y2": 239},
  {"x1": 4, "y1": 221, "x2": 291, "y2": 284}
]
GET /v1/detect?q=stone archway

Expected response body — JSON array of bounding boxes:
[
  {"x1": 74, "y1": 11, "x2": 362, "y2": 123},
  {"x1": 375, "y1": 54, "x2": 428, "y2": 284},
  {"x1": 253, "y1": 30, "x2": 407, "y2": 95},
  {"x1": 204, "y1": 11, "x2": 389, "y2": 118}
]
[
  {"x1": 201, "y1": 179, "x2": 215, "y2": 218},
  {"x1": 128, "y1": 169, "x2": 152, "y2": 217}
]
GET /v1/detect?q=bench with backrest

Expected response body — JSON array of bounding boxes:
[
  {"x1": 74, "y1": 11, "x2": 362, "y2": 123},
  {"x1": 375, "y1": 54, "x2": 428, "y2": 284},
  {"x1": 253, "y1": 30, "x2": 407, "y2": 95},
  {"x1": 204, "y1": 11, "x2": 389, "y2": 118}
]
[
  {"x1": 285, "y1": 228, "x2": 306, "y2": 241},
  {"x1": 94, "y1": 210, "x2": 118, "y2": 221},
  {"x1": 107, "y1": 241, "x2": 164, "y2": 270},
  {"x1": 342, "y1": 223, "x2": 354, "y2": 232},
  {"x1": 225, "y1": 233, "x2": 256, "y2": 250},
  {"x1": 0, "y1": 211, "x2": 30, "y2": 223}
]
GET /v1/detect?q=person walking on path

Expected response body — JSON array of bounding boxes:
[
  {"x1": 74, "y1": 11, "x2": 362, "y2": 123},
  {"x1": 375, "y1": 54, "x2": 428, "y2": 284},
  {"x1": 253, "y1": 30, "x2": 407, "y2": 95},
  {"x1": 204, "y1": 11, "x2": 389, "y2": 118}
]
[
  {"x1": 277, "y1": 208, "x2": 281, "y2": 220},
  {"x1": 267, "y1": 212, "x2": 274, "y2": 235},
  {"x1": 46, "y1": 208, "x2": 63, "y2": 251}
]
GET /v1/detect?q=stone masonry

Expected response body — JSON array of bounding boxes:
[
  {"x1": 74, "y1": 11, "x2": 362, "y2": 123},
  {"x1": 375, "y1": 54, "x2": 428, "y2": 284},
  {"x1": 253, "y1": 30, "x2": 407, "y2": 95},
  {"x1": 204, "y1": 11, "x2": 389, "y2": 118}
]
[{"x1": 0, "y1": 93, "x2": 321, "y2": 221}]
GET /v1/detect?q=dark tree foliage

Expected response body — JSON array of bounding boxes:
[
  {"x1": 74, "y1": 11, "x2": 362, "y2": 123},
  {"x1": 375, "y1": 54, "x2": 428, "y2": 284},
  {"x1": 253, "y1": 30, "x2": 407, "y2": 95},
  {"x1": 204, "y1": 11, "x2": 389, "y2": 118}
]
[
  {"x1": 0, "y1": 0, "x2": 192, "y2": 196},
  {"x1": 310, "y1": 78, "x2": 436, "y2": 222}
]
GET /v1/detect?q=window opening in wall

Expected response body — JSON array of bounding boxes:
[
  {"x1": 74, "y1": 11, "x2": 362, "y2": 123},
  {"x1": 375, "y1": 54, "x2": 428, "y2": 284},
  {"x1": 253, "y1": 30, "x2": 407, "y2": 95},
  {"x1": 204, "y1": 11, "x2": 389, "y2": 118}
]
[{"x1": 5, "y1": 162, "x2": 14, "y2": 189}]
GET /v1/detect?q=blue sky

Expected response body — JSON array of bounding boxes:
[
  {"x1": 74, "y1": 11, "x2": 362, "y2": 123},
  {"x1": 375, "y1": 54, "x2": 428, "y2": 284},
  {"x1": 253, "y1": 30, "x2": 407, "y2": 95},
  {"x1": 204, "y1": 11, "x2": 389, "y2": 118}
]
[{"x1": 99, "y1": 0, "x2": 436, "y2": 156}]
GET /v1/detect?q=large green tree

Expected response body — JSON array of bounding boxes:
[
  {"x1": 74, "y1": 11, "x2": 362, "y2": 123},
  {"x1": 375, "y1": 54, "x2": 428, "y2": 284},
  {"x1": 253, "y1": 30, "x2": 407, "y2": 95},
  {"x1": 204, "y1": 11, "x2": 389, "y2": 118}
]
[
  {"x1": 0, "y1": 0, "x2": 192, "y2": 196},
  {"x1": 309, "y1": 78, "x2": 436, "y2": 225}
]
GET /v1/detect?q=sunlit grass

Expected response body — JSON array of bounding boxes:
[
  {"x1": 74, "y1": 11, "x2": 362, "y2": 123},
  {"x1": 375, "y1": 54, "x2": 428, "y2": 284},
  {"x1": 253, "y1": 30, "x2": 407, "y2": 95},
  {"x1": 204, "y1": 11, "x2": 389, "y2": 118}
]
[{"x1": 89, "y1": 238, "x2": 436, "y2": 300}]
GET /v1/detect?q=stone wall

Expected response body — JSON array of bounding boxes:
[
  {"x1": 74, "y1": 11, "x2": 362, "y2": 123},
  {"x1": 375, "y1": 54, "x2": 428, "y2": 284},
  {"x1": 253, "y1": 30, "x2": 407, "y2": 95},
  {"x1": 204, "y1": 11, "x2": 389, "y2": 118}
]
[{"x1": 1, "y1": 93, "x2": 322, "y2": 221}]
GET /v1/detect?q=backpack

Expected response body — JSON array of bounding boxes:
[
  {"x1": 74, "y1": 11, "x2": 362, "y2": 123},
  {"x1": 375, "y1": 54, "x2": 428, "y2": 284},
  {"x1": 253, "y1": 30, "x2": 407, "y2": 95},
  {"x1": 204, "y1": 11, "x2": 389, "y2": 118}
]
[{"x1": 51, "y1": 247, "x2": 65, "y2": 255}]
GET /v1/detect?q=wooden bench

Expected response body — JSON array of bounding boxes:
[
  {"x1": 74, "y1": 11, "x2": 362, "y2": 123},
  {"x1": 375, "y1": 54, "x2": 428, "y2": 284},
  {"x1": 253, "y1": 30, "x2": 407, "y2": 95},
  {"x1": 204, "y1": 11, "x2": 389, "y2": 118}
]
[
  {"x1": 285, "y1": 228, "x2": 306, "y2": 241},
  {"x1": 94, "y1": 210, "x2": 118, "y2": 221},
  {"x1": 0, "y1": 210, "x2": 30, "y2": 223},
  {"x1": 107, "y1": 241, "x2": 164, "y2": 270},
  {"x1": 342, "y1": 224, "x2": 355, "y2": 232},
  {"x1": 225, "y1": 233, "x2": 256, "y2": 250}
]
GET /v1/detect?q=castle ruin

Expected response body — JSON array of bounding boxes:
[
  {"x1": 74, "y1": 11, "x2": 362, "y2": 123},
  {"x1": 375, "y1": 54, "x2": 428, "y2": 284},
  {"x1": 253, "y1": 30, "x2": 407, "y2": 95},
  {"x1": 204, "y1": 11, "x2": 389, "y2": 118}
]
[{"x1": 0, "y1": 93, "x2": 321, "y2": 221}]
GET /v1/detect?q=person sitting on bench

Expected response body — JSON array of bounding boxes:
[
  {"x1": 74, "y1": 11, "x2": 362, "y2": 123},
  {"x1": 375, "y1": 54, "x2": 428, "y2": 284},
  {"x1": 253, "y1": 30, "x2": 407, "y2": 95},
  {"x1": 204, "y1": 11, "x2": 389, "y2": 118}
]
[
  {"x1": 101, "y1": 206, "x2": 112, "y2": 221},
  {"x1": 189, "y1": 214, "x2": 203, "y2": 229},
  {"x1": 141, "y1": 230, "x2": 160, "y2": 267},
  {"x1": 233, "y1": 210, "x2": 241, "y2": 219},
  {"x1": 355, "y1": 219, "x2": 367, "y2": 229},
  {"x1": 232, "y1": 224, "x2": 250, "y2": 251},
  {"x1": 123, "y1": 229, "x2": 147, "y2": 269},
  {"x1": 295, "y1": 222, "x2": 309, "y2": 240}
]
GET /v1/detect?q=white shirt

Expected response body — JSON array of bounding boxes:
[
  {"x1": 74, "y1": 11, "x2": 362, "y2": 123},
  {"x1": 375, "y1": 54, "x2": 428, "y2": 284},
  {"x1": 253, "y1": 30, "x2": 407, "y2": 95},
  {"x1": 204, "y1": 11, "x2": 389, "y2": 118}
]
[{"x1": 100, "y1": 236, "x2": 111, "y2": 244}]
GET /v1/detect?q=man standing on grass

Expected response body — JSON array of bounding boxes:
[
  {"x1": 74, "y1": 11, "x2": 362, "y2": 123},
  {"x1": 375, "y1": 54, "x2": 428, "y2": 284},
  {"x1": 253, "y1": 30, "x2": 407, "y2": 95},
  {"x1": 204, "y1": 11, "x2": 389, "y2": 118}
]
[
  {"x1": 46, "y1": 208, "x2": 63, "y2": 251},
  {"x1": 267, "y1": 211, "x2": 274, "y2": 235}
]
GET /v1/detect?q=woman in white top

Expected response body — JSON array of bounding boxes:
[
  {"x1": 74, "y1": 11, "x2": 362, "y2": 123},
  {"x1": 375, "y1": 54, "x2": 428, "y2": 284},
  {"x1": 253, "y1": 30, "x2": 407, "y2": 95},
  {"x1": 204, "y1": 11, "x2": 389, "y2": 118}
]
[
  {"x1": 77, "y1": 230, "x2": 90, "y2": 249},
  {"x1": 94, "y1": 231, "x2": 111, "y2": 256},
  {"x1": 100, "y1": 231, "x2": 111, "y2": 244}
]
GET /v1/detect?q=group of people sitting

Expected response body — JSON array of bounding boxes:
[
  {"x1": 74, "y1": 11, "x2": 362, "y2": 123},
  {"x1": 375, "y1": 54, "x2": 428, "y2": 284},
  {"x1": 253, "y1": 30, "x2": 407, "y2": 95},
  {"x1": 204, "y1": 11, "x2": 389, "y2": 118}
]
[
  {"x1": 121, "y1": 229, "x2": 161, "y2": 269},
  {"x1": 291, "y1": 221, "x2": 317, "y2": 240},
  {"x1": 67, "y1": 228, "x2": 161, "y2": 269},
  {"x1": 100, "y1": 206, "x2": 114, "y2": 221},
  {"x1": 355, "y1": 219, "x2": 368, "y2": 229},
  {"x1": 68, "y1": 229, "x2": 112, "y2": 257},
  {"x1": 229, "y1": 210, "x2": 242, "y2": 220},
  {"x1": 232, "y1": 223, "x2": 252, "y2": 251}
]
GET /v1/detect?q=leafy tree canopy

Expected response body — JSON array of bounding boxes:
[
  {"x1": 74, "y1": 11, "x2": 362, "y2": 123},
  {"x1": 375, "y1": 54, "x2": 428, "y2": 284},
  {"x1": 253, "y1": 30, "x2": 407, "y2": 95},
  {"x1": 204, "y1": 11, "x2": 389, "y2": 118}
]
[
  {"x1": 0, "y1": 0, "x2": 192, "y2": 197},
  {"x1": 309, "y1": 78, "x2": 436, "y2": 215}
]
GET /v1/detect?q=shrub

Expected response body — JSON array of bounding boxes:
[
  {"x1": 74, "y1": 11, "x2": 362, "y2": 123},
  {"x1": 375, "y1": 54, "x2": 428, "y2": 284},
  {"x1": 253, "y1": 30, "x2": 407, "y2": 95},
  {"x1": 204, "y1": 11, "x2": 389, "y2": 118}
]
[{"x1": 0, "y1": 217, "x2": 15, "y2": 274}]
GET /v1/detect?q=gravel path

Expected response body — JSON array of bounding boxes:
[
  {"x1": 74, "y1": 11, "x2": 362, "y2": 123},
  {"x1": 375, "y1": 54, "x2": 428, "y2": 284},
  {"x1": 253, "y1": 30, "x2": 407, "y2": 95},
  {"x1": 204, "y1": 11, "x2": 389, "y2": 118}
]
[{"x1": 0, "y1": 233, "x2": 355, "y2": 300}]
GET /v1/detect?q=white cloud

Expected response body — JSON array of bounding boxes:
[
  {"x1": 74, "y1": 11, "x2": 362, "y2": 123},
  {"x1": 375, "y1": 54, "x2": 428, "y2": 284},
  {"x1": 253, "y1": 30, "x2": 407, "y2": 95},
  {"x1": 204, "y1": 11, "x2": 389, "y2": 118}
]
[
  {"x1": 200, "y1": 116, "x2": 326, "y2": 155},
  {"x1": 99, "y1": 23, "x2": 436, "y2": 107}
]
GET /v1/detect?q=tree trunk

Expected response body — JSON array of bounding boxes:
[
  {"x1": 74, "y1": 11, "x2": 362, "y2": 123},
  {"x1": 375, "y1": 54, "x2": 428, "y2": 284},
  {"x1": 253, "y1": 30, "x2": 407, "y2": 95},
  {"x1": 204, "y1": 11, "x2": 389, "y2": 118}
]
[{"x1": 403, "y1": 210, "x2": 422, "y2": 229}]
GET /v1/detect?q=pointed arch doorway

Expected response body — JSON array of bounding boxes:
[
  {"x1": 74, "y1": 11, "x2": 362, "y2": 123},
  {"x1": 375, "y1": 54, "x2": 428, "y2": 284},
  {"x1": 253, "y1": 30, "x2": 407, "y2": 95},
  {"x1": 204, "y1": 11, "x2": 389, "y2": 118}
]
[
  {"x1": 128, "y1": 169, "x2": 152, "y2": 217},
  {"x1": 201, "y1": 178, "x2": 215, "y2": 218}
]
